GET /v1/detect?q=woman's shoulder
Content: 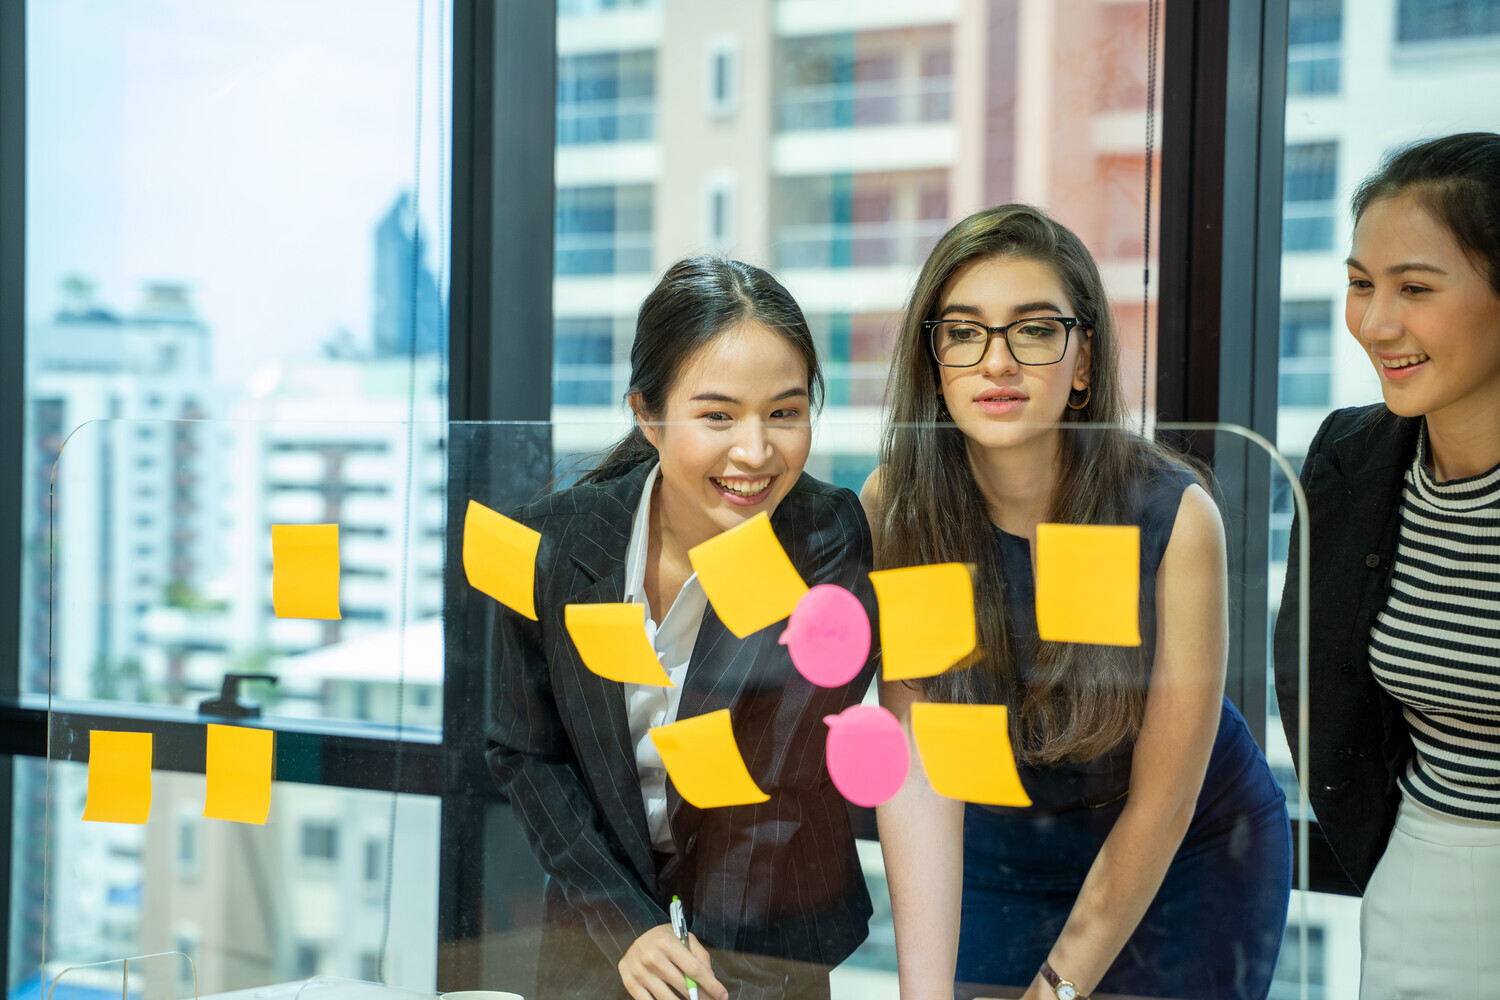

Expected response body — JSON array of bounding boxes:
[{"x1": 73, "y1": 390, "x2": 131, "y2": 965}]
[
  {"x1": 1129, "y1": 448, "x2": 1204, "y2": 519},
  {"x1": 509, "y1": 462, "x2": 648, "y2": 536},
  {"x1": 1122, "y1": 448, "x2": 1217, "y2": 569},
  {"x1": 779, "y1": 471, "x2": 868, "y2": 532},
  {"x1": 1304, "y1": 403, "x2": 1419, "y2": 471}
]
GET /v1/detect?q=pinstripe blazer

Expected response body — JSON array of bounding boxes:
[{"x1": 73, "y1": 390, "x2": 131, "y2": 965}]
[{"x1": 486, "y1": 461, "x2": 877, "y2": 997}]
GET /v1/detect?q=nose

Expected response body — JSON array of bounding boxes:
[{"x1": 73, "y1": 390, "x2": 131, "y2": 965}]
[
  {"x1": 730, "y1": 418, "x2": 773, "y2": 468},
  {"x1": 980, "y1": 329, "x2": 1021, "y2": 375},
  {"x1": 1354, "y1": 286, "x2": 1403, "y2": 346}
]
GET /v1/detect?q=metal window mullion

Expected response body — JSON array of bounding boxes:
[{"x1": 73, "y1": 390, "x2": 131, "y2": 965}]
[
  {"x1": 1, "y1": 0, "x2": 27, "y2": 981},
  {"x1": 443, "y1": 0, "x2": 556, "y2": 992}
]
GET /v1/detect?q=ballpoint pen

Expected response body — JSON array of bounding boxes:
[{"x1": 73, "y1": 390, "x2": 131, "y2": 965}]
[{"x1": 669, "y1": 894, "x2": 700, "y2": 1000}]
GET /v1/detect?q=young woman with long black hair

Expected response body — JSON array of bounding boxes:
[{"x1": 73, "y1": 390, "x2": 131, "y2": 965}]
[
  {"x1": 1275, "y1": 131, "x2": 1500, "y2": 998},
  {"x1": 867, "y1": 205, "x2": 1291, "y2": 999},
  {"x1": 487, "y1": 256, "x2": 876, "y2": 1000}
]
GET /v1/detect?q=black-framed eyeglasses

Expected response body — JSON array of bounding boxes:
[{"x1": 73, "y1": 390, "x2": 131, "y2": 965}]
[{"x1": 924, "y1": 317, "x2": 1085, "y2": 368}]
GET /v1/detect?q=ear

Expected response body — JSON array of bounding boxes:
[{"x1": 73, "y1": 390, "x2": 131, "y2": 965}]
[
  {"x1": 1072, "y1": 329, "x2": 1094, "y2": 393},
  {"x1": 629, "y1": 392, "x2": 661, "y2": 449}
]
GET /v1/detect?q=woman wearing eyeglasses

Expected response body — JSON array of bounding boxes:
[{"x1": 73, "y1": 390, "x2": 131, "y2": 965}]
[{"x1": 864, "y1": 205, "x2": 1291, "y2": 999}]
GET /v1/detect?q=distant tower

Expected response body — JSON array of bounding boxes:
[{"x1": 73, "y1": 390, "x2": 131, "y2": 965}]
[{"x1": 372, "y1": 192, "x2": 444, "y2": 357}]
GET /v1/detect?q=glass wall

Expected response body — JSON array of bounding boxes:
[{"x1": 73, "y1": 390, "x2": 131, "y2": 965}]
[
  {"x1": 21, "y1": 0, "x2": 451, "y2": 716},
  {"x1": 16, "y1": 1, "x2": 452, "y2": 994}
]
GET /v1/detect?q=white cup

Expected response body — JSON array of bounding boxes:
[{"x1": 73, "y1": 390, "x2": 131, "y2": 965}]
[{"x1": 439, "y1": 993, "x2": 523, "y2": 1000}]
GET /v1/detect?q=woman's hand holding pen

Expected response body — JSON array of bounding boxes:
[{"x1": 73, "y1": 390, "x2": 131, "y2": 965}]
[{"x1": 618, "y1": 924, "x2": 728, "y2": 1000}]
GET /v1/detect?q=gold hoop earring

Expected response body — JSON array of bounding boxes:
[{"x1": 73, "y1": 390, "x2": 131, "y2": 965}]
[{"x1": 1067, "y1": 385, "x2": 1091, "y2": 411}]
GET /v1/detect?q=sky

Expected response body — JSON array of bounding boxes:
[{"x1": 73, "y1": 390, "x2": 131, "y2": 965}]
[{"x1": 26, "y1": 0, "x2": 451, "y2": 382}]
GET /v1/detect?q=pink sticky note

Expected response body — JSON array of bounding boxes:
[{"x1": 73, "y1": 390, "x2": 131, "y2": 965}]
[
  {"x1": 779, "y1": 585, "x2": 871, "y2": 688},
  {"x1": 823, "y1": 705, "x2": 910, "y2": 807}
]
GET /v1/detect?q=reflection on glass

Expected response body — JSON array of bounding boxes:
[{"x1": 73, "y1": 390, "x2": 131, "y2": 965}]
[
  {"x1": 10, "y1": 758, "x2": 439, "y2": 997},
  {"x1": 36, "y1": 420, "x2": 446, "y2": 733}
]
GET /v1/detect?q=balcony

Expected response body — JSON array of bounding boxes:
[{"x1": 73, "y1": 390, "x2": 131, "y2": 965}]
[
  {"x1": 557, "y1": 95, "x2": 655, "y2": 145},
  {"x1": 773, "y1": 218, "x2": 948, "y2": 270},
  {"x1": 554, "y1": 230, "x2": 654, "y2": 276},
  {"x1": 776, "y1": 76, "x2": 952, "y2": 132}
]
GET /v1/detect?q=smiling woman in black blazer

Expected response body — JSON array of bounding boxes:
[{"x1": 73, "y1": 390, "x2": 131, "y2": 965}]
[
  {"x1": 1275, "y1": 133, "x2": 1500, "y2": 996},
  {"x1": 486, "y1": 256, "x2": 876, "y2": 1000}
]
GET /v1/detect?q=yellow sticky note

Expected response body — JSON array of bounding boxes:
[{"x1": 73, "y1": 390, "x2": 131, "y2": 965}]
[
  {"x1": 649, "y1": 709, "x2": 770, "y2": 809},
  {"x1": 463, "y1": 500, "x2": 541, "y2": 621},
  {"x1": 870, "y1": 564, "x2": 977, "y2": 681},
  {"x1": 271, "y1": 524, "x2": 341, "y2": 620},
  {"x1": 565, "y1": 603, "x2": 675, "y2": 686},
  {"x1": 910, "y1": 703, "x2": 1031, "y2": 807},
  {"x1": 82, "y1": 731, "x2": 154, "y2": 824},
  {"x1": 203, "y1": 724, "x2": 275, "y2": 825},
  {"x1": 1035, "y1": 523, "x2": 1141, "y2": 646},
  {"x1": 688, "y1": 512, "x2": 807, "y2": 638}
]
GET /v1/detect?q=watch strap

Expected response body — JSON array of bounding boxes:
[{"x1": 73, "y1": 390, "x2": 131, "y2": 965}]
[{"x1": 1039, "y1": 960, "x2": 1089, "y2": 1000}]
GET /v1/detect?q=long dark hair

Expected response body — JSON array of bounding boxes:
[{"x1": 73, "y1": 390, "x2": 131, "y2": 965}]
[
  {"x1": 878, "y1": 204, "x2": 1200, "y2": 766},
  {"x1": 1352, "y1": 131, "x2": 1500, "y2": 295},
  {"x1": 582, "y1": 255, "x2": 824, "y2": 484}
]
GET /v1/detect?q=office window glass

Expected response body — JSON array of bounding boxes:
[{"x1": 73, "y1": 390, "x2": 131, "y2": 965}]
[
  {"x1": 775, "y1": 30, "x2": 953, "y2": 132},
  {"x1": 1279, "y1": 300, "x2": 1334, "y2": 408},
  {"x1": 554, "y1": 318, "x2": 619, "y2": 406},
  {"x1": 1396, "y1": 0, "x2": 1500, "y2": 42},
  {"x1": 1288, "y1": 0, "x2": 1341, "y2": 95},
  {"x1": 1282, "y1": 142, "x2": 1338, "y2": 252},
  {"x1": 555, "y1": 185, "x2": 655, "y2": 275},
  {"x1": 558, "y1": 50, "x2": 656, "y2": 145},
  {"x1": 22, "y1": 1, "x2": 452, "y2": 726}
]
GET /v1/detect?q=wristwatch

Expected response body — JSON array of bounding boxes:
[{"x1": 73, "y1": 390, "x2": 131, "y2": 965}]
[{"x1": 1039, "y1": 960, "x2": 1089, "y2": 1000}]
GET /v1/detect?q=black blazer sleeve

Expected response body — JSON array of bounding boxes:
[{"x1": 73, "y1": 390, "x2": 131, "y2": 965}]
[{"x1": 486, "y1": 598, "x2": 666, "y2": 963}]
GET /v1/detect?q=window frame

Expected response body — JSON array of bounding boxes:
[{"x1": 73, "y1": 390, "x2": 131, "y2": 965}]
[{"x1": 1157, "y1": 0, "x2": 1355, "y2": 897}]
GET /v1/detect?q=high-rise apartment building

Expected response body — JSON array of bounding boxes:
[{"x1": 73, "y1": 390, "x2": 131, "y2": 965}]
[
  {"x1": 552, "y1": 0, "x2": 1164, "y2": 490},
  {"x1": 372, "y1": 192, "x2": 445, "y2": 359}
]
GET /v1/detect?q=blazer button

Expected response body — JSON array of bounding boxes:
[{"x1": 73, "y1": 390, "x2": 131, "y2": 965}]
[
  {"x1": 1340, "y1": 661, "x2": 1353, "y2": 674},
  {"x1": 685, "y1": 833, "x2": 698, "y2": 852},
  {"x1": 1365, "y1": 553, "x2": 1381, "y2": 569}
]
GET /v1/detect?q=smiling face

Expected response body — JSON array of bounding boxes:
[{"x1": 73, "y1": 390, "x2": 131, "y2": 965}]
[
  {"x1": 637, "y1": 321, "x2": 813, "y2": 547},
  {"x1": 933, "y1": 255, "x2": 1093, "y2": 453},
  {"x1": 1347, "y1": 193, "x2": 1500, "y2": 424}
]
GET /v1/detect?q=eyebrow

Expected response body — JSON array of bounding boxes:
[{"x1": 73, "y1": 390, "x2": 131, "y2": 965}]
[
  {"x1": 1345, "y1": 256, "x2": 1449, "y2": 277},
  {"x1": 940, "y1": 300, "x2": 1064, "y2": 319},
  {"x1": 690, "y1": 388, "x2": 809, "y2": 404}
]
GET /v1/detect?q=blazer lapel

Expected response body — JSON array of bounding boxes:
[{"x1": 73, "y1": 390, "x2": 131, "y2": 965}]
[{"x1": 550, "y1": 478, "x2": 657, "y2": 882}]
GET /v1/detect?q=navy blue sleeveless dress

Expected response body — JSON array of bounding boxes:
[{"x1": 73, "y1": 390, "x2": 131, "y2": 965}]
[{"x1": 955, "y1": 465, "x2": 1292, "y2": 1000}]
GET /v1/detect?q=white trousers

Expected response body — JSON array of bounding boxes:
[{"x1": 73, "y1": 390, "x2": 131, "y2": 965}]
[{"x1": 1359, "y1": 794, "x2": 1500, "y2": 999}]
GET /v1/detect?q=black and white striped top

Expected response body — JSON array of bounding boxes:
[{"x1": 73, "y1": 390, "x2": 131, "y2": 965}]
[{"x1": 1369, "y1": 430, "x2": 1500, "y2": 821}]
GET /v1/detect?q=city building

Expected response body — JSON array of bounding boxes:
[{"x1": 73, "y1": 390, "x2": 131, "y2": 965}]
[
  {"x1": 372, "y1": 193, "x2": 445, "y2": 360},
  {"x1": 552, "y1": 0, "x2": 1164, "y2": 491}
]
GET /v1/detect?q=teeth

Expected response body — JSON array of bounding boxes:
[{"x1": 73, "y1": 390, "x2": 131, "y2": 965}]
[
  {"x1": 713, "y1": 477, "x2": 770, "y2": 497},
  {"x1": 1382, "y1": 354, "x2": 1429, "y2": 369}
]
